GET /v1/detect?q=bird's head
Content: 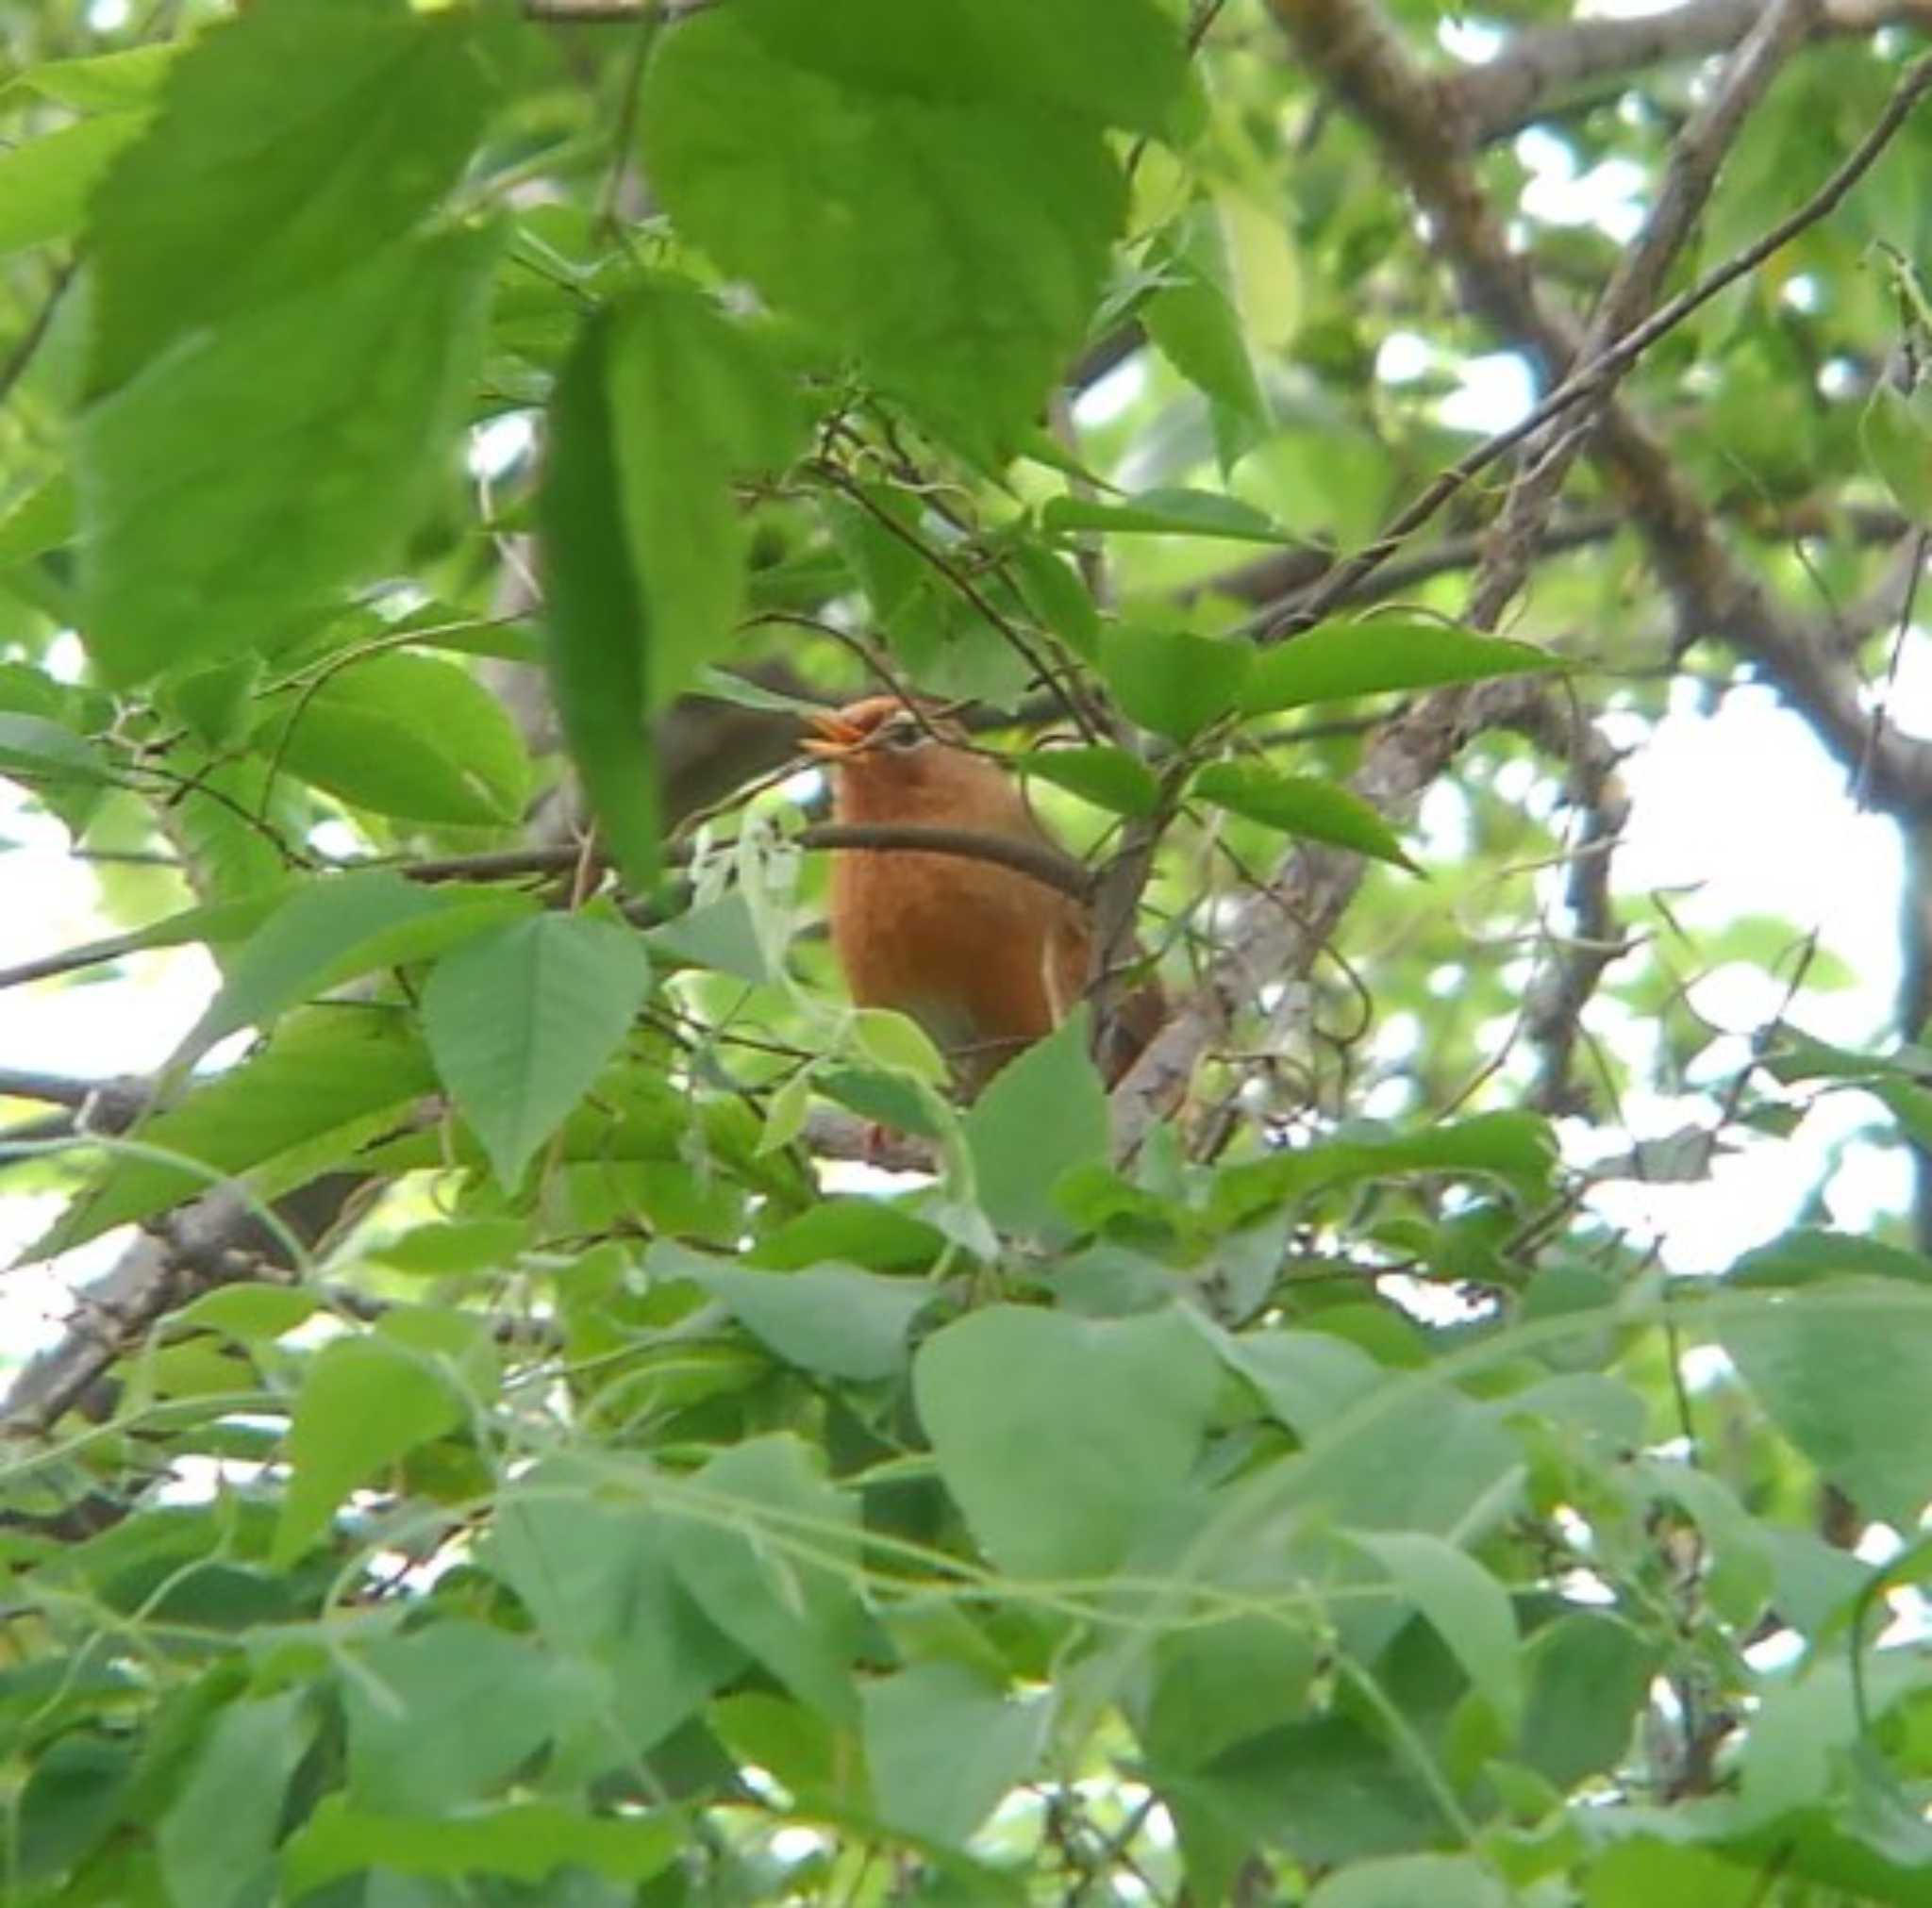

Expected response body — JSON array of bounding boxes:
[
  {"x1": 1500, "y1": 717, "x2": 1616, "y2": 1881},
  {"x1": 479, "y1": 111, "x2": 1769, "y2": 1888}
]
[{"x1": 800, "y1": 696, "x2": 991, "y2": 821}]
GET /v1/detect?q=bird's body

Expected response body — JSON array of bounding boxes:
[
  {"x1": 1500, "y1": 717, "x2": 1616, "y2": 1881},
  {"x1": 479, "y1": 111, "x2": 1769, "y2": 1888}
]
[{"x1": 805, "y1": 696, "x2": 1158, "y2": 1094}]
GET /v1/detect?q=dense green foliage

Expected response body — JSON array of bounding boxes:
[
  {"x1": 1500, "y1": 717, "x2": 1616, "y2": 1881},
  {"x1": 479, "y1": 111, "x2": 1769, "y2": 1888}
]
[{"x1": 5, "y1": 0, "x2": 1932, "y2": 1902}]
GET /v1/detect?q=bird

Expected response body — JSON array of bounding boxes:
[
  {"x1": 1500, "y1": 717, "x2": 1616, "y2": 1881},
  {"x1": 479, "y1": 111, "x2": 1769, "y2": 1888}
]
[{"x1": 801, "y1": 694, "x2": 1163, "y2": 1096}]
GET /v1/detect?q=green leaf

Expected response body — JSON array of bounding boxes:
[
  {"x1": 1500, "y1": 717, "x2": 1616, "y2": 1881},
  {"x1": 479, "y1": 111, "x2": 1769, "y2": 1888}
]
[
  {"x1": 1008, "y1": 543, "x2": 1101, "y2": 660},
  {"x1": 1143, "y1": 217, "x2": 1269, "y2": 472},
  {"x1": 1727, "y1": 1227, "x2": 1932, "y2": 1287},
  {"x1": 1584, "y1": 1840, "x2": 1763, "y2": 1908},
  {"x1": 344, "y1": 1622, "x2": 574, "y2": 1813},
  {"x1": 1017, "y1": 745, "x2": 1161, "y2": 817},
  {"x1": 963, "y1": 1008, "x2": 1108, "y2": 1237},
  {"x1": 284, "y1": 1798, "x2": 680, "y2": 1897},
  {"x1": 158, "y1": 1692, "x2": 316, "y2": 1908},
  {"x1": 1240, "y1": 617, "x2": 1563, "y2": 714},
  {"x1": 6, "y1": 43, "x2": 182, "y2": 110},
  {"x1": 645, "y1": 890, "x2": 772, "y2": 983},
  {"x1": 862, "y1": 1663, "x2": 1050, "y2": 1849},
  {"x1": 0, "y1": 471, "x2": 75, "y2": 564},
  {"x1": 1517, "y1": 1612, "x2": 1658, "y2": 1791},
  {"x1": 666, "y1": 1435, "x2": 862, "y2": 1721},
  {"x1": 78, "y1": 224, "x2": 500, "y2": 688},
  {"x1": 1307, "y1": 1854, "x2": 1509, "y2": 1908},
  {"x1": 1098, "y1": 625, "x2": 1253, "y2": 742},
  {"x1": 37, "y1": 1007, "x2": 438, "y2": 1257},
  {"x1": 1349, "y1": 1530, "x2": 1523, "y2": 1729},
  {"x1": 914, "y1": 1304, "x2": 1220, "y2": 1578},
  {"x1": 272, "y1": 1333, "x2": 466, "y2": 1566},
  {"x1": 1045, "y1": 489, "x2": 1289, "y2": 542},
  {"x1": 369, "y1": 1218, "x2": 526, "y2": 1278},
  {"x1": 749, "y1": 1196, "x2": 947, "y2": 1271},
  {"x1": 0, "y1": 114, "x2": 152, "y2": 258},
  {"x1": 737, "y1": 0, "x2": 1186, "y2": 136},
  {"x1": 252, "y1": 654, "x2": 532, "y2": 826},
  {"x1": 642, "y1": 8, "x2": 1123, "y2": 457},
  {"x1": 0, "y1": 712, "x2": 112, "y2": 788},
  {"x1": 85, "y1": 0, "x2": 500, "y2": 395},
  {"x1": 1721, "y1": 1280, "x2": 1932, "y2": 1524},
  {"x1": 606, "y1": 281, "x2": 805, "y2": 709},
  {"x1": 421, "y1": 913, "x2": 653, "y2": 1189},
  {"x1": 171, "y1": 1285, "x2": 319, "y2": 1344},
  {"x1": 489, "y1": 1463, "x2": 747, "y2": 1753},
  {"x1": 1213, "y1": 1112, "x2": 1557, "y2": 1225},
  {"x1": 1191, "y1": 762, "x2": 1417, "y2": 869},
  {"x1": 537, "y1": 313, "x2": 659, "y2": 890},
  {"x1": 1861, "y1": 380, "x2": 1932, "y2": 523},
  {"x1": 173, "y1": 869, "x2": 479, "y2": 1062},
  {"x1": 657, "y1": 1248, "x2": 935, "y2": 1382},
  {"x1": 1140, "y1": 1610, "x2": 1319, "y2": 1772},
  {"x1": 12, "y1": 1734, "x2": 133, "y2": 1884}
]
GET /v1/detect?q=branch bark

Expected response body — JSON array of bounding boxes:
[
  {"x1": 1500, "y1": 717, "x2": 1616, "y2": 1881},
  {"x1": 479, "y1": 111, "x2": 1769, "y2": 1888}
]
[{"x1": 1267, "y1": 0, "x2": 1932, "y2": 814}]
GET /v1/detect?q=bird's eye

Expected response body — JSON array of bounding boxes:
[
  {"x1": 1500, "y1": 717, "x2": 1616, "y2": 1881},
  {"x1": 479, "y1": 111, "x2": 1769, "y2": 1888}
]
[{"x1": 877, "y1": 715, "x2": 927, "y2": 751}]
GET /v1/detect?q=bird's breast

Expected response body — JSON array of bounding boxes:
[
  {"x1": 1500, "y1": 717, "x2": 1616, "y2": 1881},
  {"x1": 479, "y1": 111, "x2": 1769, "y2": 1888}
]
[{"x1": 827, "y1": 849, "x2": 1075, "y2": 1070}]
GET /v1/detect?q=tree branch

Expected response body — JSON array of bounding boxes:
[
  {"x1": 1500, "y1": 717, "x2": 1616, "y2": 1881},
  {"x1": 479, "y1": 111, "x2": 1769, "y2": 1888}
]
[
  {"x1": 1267, "y1": 0, "x2": 1932, "y2": 813},
  {"x1": 1109, "y1": 677, "x2": 1553, "y2": 1157},
  {"x1": 1446, "y1": 0, "x2": 1932, "y2": 144},
  {"x1": 1465, "y1": 0, "x2": 1817, "y2": 631}
]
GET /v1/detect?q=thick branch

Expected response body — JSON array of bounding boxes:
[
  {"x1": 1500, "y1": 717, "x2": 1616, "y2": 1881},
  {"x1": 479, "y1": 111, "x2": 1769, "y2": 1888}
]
[
  {"x1": 1268, "y1": 0, "x2": 1932, "y2": 813},
  {"x1": 1448, "y1": 0, "x2": 1932, "y2": 144},
  {"x1": 1110, "y1": 677, "x2": 1551, "y2": 1156},
  {"x1": 1466, "y1": 0, "x2": 1817, "y2": 630}
]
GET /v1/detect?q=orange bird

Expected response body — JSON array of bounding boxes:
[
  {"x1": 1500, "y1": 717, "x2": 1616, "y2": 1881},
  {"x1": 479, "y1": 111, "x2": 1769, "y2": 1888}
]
[{"x1": 802, "y1": 695, "x2": 1161, "y2": 1094}]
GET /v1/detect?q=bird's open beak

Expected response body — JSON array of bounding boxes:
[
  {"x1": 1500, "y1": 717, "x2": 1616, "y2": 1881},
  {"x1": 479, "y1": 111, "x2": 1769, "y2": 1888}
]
[{"x1": 800, "y1": 709, "x2": 868, "y2": 758}]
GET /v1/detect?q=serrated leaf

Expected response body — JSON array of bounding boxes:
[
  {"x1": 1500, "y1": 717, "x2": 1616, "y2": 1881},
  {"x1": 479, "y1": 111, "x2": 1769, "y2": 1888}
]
[
  {"x1": 1861, "y1": 381, "x2": 1932, "y2": 523},
  {"x1": 172, "y1": 870, "x2": 491, "y2": 1065},
  {"x1": 642, "y1": 8, "x2": 1124, "y2": 458},
  {"x1": 1044, "y1": 489, "x2": 1288, "y2": 542},
  {"x1": 605, "y1": 280, "x2": 805, "y2": 707},
  {"x1": 283, "y1": 1799, "x2": 680, "y2": 1898},
  {"x1": 914, "y1": 1304, "x2": 1220, "y2": 1578},
  {"x1": 737, "y1": 0, "x2": 1186, "y2": 136},
  {"x1": 758, "y1": 1070, "x2": 813, "y2": 1155},
  {"x1": 6, "y1": 43, "x2": 181, "y2": 110},
  {"x1": 158, "y1": 1693, "x2": 315, "y2": 1908},
  {"x1": 78, "y1": 224, "x2": 501, "y2": 687},
  {"x1": 851, "y1": 1007, "x2": 950, "y2": 1085},
  {"x1": 0, "y1": 472, "x2": 75, "y2": 564},
  {"x1": 343, "y1": 1623, "x2": 575, "y2": 1814},
  {"x1": 1240, "y1": 617, "x2": 1563, "y2": 714},
  {"x1": 272, "y1": 1334, "x2": 466, "y2": 1566},
  {"x1": 0, "y1": 114, "x2": 152, "y2": 258},
  {"x1": 1212, "y1": 1111, "x2": 1556, "y2": 1227},
  {"x1": 1008, "y1": 543, "x2": 1101, "y2": 660},
  {"x1": 421, "y1": 914, "x2": 653, "y2": 1189},
  {"x1": 1017, "y1": 745, "x2": 1160, "y2": 817},
  {"x1": 537, "y1": 313, "x2": 659, "y2": 890},
  {"x1": 1728, "y1": 1227, "x2": 1932, "y2": 1288},
  {"x1": 85, "y1": 0, "x2": 499, "y2": 395},
  {"x1": 1143, "y1": 215, "x2": 1269, "y2": 472},
  {"x1": 34, "y1": 1007, "x2": 437, "y2": 1258},
  {"x1": 1349, "y1": 1530, "x2": 1522, "y2": 1729},
  {"x1": 0, "y1": 712, "x2": 112, "y2": 788},
  {"x1": 658, "y1": 1246, "x2": 935, "y2": 1381},
  {"x1": 862, "y1": 1664, "x2": 1050, "y2": 1850},
  {"x1": 252, "y1": 653, "x2": 531, "y2": 826},
  {"x1": 1192, "y1": 761, "x2": 1417, "y2": 870},
  {"x1": 665, "y1": 1435, "x2": 862, "y2": 1720},
  {"x1": 1307, "y1": 1854, "x2": 1507, "y2": 1908},
  {"x1": 1721, "y1": 1280, "x2": 1932, "y2": 1525},
  {"x1": 1099, "y1": 624, "x2": 1252, "y2": 741},
  {"x1": 963, "y1": 1008, "x2": 1108, "y2": 1237}
]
